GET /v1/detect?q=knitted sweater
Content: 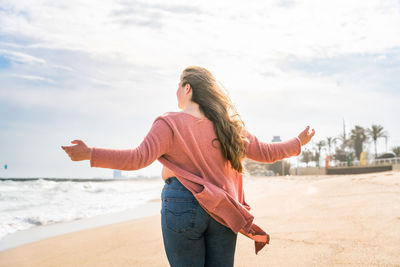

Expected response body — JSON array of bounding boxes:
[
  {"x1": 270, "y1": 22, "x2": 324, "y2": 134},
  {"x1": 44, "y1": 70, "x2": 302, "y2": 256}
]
[{"x1": 90, "y1": 111, "x2": 301, "y2": 254}]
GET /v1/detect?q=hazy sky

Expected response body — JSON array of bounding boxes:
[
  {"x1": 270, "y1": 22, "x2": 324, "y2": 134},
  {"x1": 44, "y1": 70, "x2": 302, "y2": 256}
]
[{"x1": 1, "y1": 0, "x2": 399, "y2": 178}]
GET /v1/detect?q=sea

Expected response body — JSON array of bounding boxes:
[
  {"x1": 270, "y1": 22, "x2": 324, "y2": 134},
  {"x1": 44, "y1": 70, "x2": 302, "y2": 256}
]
[{"x1": 0, "y1": 177, "x2": 164, "y2": 242}]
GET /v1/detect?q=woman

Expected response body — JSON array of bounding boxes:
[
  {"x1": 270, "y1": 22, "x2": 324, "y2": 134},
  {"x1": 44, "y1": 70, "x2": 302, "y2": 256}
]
[{"x1": 62, "y1": 66, "x2": 315, "y2": 267}]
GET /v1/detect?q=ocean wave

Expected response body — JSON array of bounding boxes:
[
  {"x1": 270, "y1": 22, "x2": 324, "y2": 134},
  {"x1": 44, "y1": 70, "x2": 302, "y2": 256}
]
[{"x1": 0, "y1": 178, "x2": 164, "y2": 240}]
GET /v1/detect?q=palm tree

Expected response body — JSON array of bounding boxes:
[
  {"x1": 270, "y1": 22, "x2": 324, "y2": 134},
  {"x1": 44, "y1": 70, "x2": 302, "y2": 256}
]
[
  {"x1": 350, "y1": 126, "x2": 368, "y2": 160},
  {"x1": 313, "y1": 140, "x2": 326, "y2": 167},
  {"x1": 333, "y1": 147, "x2": 347, "y2": 162},
  {"x1": 326, "y1": 137, "x2": 337, "y2": 155},
  {"x1": 337, "y1": 132, "x2": 349, "y2": 150},
  {"x1": 301, "y1": 149, "x2": 312, "y2": 167},
  {"x1": 367, "y1": 124, "x2": 387, "y2": 158},
  {"x1": 393, "y1": 146, "x2": 400, "y2": 157}
]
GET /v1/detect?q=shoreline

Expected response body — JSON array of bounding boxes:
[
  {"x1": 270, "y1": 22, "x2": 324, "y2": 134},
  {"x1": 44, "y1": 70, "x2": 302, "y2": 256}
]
[
  {"x1": 1, "y1": 171, "x2": 399, "y2": 266},
  {"x1": 0, "y1": 200, "x2": 161, "y2": 252}
]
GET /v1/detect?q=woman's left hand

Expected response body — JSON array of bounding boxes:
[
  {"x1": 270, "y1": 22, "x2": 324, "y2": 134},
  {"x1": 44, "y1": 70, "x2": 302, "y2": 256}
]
[
  {"x1": 298, "y1": 126, "x2": 315, "y2": 146},
  {"x1": 61, "y1": 140, "x2": 92, "y2": 161}
]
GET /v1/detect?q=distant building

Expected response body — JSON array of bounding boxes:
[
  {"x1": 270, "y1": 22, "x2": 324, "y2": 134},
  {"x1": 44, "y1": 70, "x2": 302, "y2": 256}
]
[
  {"x1": 113, "y1": 170, "x2": 122, "y2": 179},
  {"x1": 272, "y1": 136, "x2": 281, "y2": 142},
  {"x1": 271, "y1": 136, "x2": 285, "y2": 176}
]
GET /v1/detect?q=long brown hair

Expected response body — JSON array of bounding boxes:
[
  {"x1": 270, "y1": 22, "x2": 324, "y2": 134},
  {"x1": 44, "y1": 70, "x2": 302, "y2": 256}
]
[{"x1": 181, "y1": 66, "x2": 247, "y2": 173}]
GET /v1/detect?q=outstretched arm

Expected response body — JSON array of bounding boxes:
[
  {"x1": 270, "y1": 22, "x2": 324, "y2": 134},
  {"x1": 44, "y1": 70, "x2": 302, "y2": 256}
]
[
  {"x1": 244, "y1": 126, "x2": 315, "y2": 163},
  {"x1": 61, "y1": 118, "x2": 174, "y2": 171}
]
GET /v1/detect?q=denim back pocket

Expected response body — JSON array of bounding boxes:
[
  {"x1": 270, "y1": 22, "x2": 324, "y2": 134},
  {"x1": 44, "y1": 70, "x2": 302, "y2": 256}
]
[{"x1": 164, "y1": 197, "x2": 197, "y2": 233}]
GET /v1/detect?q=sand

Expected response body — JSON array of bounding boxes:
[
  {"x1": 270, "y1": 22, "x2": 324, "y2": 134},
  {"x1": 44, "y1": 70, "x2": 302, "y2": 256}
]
[{"x1": 1, "y1": 171, "x2": 399, "y2": 267}]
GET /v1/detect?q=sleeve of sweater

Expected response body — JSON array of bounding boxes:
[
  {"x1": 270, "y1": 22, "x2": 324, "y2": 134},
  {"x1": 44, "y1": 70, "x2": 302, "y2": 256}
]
[
  {"x1": 90, "y1": 118, "x2": 173, "y2": 170},
  {"x1": 244, "y1": 129, "x2": 301, "y2": 163}
]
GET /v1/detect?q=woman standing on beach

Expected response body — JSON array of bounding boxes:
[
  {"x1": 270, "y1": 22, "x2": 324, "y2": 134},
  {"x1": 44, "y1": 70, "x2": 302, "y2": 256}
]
[{"x1": 62, "y1": 66, "x2": 314, "y2": 267}]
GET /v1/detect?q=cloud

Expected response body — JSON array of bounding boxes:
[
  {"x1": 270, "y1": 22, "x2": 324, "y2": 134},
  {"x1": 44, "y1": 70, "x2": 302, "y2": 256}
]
[
  {"x1": 278, "y1": 47, "x2": 400, "y2": 94},
  {"x1": 0, "y1": 55, "x2": 10, "y2": 68},
  {"x1": 0, "y1": 49, "x2": 45, "y2": 64},
  {"x1": 276, "y1": 0, "x2": 297, "y2": 8},
  {"x1": 115, "y1": 17, "x2": 163, "y2": 29},
  {"x1": 116, "y1": 1, "x2": 203, "y2": 15},
  {"x1": 10, "y1": 74, "x2": 53, "y2": 82}
]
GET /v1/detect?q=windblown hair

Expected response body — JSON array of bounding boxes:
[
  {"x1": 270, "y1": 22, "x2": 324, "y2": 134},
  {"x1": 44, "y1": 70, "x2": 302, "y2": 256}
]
[{"x1": 181, "y1": 66, "x2": 248, "y2": 173}]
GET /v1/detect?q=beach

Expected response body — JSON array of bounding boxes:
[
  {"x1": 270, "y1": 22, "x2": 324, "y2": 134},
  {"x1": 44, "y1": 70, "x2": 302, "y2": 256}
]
[{"x1": 1, "y1": 171, "x2": 399, "y2": 267}]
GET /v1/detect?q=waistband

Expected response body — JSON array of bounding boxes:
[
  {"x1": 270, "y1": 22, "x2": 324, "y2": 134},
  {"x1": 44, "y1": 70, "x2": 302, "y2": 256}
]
[{"x1": 164, "y1": 176, "x2": 178, "y2": 184}]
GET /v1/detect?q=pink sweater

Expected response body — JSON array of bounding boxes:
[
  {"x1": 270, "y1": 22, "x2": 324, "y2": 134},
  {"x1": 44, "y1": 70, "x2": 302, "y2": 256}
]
[{"x1": 90, "y1": 112, "x2": 301, "y2": 254}]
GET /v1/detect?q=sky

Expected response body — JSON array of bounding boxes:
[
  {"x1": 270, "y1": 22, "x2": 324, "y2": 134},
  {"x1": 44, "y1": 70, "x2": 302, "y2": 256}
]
[{"x1": 0, "y1": 0, "x2": 399, "y2": 178}]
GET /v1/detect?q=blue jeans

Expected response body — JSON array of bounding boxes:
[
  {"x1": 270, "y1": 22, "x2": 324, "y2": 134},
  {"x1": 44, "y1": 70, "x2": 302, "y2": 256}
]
[{"x1": 161, "y1": 177, "x2": 237, "y2": 267}]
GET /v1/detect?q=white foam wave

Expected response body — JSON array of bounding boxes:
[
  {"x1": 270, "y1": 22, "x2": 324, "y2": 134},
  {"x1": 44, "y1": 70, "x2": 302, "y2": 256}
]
[{"x1": 0, "y1": 178, "x2": 163, "y2": 240}]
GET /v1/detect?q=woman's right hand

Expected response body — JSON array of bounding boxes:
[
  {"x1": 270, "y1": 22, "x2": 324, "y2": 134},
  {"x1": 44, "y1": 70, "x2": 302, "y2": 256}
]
[
  {"x1": 298, "y1": 126, "x2": 315, "y2": 146},
  {"x1": 61, "y1": 140, "x2": 92, "y2": 161}
]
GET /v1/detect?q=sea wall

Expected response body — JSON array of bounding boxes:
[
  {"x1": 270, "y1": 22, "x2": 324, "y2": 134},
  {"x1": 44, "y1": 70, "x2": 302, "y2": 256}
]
[
  {"x1": 326, "y1": 165, "x2": 392, "y2": 175},
  {"x1": 290, "y1": 167, "x2": 326, "y2": 176},
  {"x1": 291, "y1": 164, "x2": 400, "y2": 176}
]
